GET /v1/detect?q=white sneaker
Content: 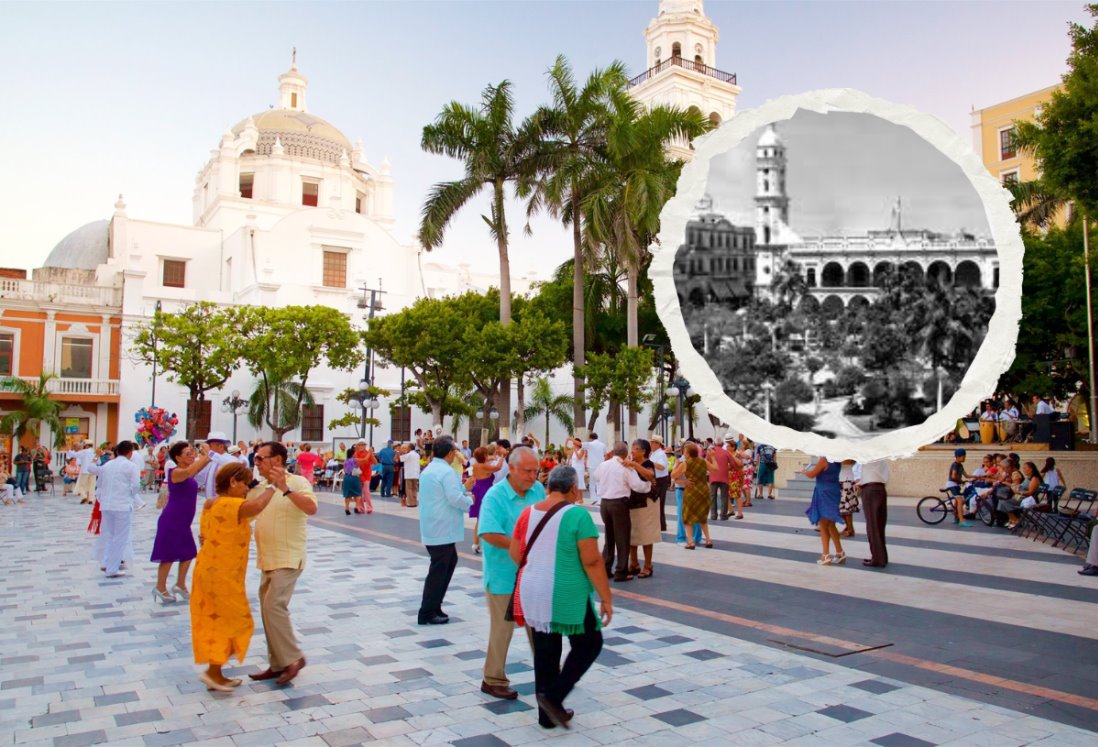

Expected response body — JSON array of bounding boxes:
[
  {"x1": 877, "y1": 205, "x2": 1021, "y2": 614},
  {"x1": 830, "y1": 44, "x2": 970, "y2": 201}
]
[{"x1": 106, "y1": 570, "x2": 127, "y2": 577}]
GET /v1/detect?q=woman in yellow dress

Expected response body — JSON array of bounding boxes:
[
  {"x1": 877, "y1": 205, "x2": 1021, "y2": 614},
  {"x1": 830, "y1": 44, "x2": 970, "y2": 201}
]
[{"x1": 190, "y1": 462, "x2": 275, "y2": 691}]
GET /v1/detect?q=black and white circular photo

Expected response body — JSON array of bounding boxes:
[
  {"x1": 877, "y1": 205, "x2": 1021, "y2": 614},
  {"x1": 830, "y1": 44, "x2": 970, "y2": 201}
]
[{"x1": 673, "y1": 108, "x2": 999, "y2": 442}]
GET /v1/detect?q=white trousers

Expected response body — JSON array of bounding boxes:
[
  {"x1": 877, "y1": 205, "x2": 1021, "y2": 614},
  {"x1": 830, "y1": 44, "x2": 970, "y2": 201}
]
[
  {"x1": 100, "y1": 510, "x2": 133, "y2": 575},
  {"x1": 589, "y1": 474, "x2": 601, "y2": 503},
  {"x1": 1, "y1": 484, "x2": 23, "y2": 501}
]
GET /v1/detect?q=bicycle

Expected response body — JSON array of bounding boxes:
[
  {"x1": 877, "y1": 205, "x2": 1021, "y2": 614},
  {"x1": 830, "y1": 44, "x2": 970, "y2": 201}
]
[{"x1": 917, "y1": 484, "x2": 995, "y2": 526}]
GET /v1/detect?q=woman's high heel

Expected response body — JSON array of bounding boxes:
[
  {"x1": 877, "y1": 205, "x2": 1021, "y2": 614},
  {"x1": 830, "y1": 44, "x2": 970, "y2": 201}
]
[
  {"x1": 172, "y1": 585, "x2": 190, "y2": 601},
  {"x1": 152, "y1": 588, "x2": 175, "y2": 605}
]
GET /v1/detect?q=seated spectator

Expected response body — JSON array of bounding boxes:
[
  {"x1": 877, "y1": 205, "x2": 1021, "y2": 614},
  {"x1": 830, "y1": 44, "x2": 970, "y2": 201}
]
[
  {"x1": 999, "y1": 461, "x2": 1043, "y2": 529},
  {"x1": 62, "y1": 457, "x2": 80, "y2": 495}
]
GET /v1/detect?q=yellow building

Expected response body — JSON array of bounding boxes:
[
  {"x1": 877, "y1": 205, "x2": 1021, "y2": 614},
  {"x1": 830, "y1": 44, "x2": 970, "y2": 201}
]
[{"x1": 970, "y1": 84, "x2": 1059, "y2": 186}]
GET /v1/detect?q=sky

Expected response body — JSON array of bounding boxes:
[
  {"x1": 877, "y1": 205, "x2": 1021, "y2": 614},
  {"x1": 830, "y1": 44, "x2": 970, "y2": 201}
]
[
  {"x1": 706, "y1": 110, "x2": 990, "y2": 236},
  {"x1": 1, "y1": 0, "x2": 1085, "y2": 279}
]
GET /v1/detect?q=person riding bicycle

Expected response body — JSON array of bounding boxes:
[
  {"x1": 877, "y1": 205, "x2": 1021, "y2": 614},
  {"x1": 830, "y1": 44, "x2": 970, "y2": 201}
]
[{"x1": 945, "y1": 448, "x2": 970, "y2": 527}]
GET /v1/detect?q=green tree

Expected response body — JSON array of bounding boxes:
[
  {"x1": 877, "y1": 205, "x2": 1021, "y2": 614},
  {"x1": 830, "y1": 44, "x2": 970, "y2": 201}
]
[
  {"x1": 240, "y1": 306, "x2": 364, "y2": 441},
  {"x1": 130, "y1": 302, "x2": 245, "y2": 401},
  {"x1": 521, "y1": 376, "x2": 575, "y2": 444},
  {"x1": 580, "y1": 346, "x2": 654, "y2": 438},
  {"x1": 525, "y1": 55, "x2": 628, "y2": 431},
  {"x1": 0, "y1": 373, "x2": 65, "y2": 448},
  {"x1": 420, "y1": 81, "x2": 540, "y2": 435}
]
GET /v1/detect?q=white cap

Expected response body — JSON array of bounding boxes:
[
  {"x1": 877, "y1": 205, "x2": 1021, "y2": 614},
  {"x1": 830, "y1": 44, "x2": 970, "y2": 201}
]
[{"x1": 205, "y1": 431, "x2": 231, "y2": 443}]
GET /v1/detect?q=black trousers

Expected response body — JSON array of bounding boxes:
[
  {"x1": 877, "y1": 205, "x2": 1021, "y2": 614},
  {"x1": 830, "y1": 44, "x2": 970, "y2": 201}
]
[
  {"x1": 655, "y1": 476, "x2": 670, "y2": 531},
  {"x1": 861, "y1": 483, "x2": 888, "y2": 566},
  {"x1": 531, "y1": 603, "x2": 603, "y2": 726},
  {"x1": 419, "y1": 543, "x2": 457, "y2": 621},
  {"x1": 600, "y1": 500, "x2": 632, "y2": 579}
]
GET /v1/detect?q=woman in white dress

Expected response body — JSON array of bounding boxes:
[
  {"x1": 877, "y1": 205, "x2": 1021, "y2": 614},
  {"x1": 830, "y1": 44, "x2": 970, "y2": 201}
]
[{"x1": 568, "y1": 437, "x2": 587, "y2": 499}]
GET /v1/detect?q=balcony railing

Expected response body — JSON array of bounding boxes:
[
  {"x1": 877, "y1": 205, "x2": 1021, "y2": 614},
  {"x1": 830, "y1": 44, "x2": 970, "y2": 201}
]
[
  {"x1": 0, "y1": 376, "x2": 120, "y2": 397},
  {"x1": 0, "y1": 278, "x2": 122, "y2": 307},
  {"x1": 628, "y1": 57, "x2": 737, "y2": 88}
]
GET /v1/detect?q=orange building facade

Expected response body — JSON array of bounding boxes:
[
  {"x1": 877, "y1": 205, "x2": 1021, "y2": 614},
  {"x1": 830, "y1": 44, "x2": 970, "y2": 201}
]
[
  {"x1": 970, "y1": 84, "x2": 1058, "y2": 186},
  {"x1": 0, "y1": 269, "x2": 123, "y2": 458}
]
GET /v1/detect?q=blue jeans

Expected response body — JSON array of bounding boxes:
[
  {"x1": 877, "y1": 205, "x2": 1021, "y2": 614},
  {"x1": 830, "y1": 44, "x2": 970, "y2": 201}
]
[
  {"x1": 380, "y1": 466, "x2": 394, "y2": 496},
  {"x1": 16, "y1": 470, "x2": 30, "y2": 493},
  {"x1": 676, "y1": 488, "x2": 702, "y2": 544}
]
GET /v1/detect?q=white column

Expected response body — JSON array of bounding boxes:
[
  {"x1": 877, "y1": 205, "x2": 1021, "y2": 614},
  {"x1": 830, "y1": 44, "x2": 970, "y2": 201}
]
[
  {"x1": 43, "y1": 311, "x2": 56, "y2": 373},
  {"x1": 99, "y1": 314, "x2": 111, "y2": 382}
]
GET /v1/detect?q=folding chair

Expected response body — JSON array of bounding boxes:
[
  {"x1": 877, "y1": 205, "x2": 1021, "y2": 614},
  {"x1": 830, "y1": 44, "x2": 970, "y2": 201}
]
[
  {"x1": 332, "y1": 469, "x2": 344, "y2": 494},
  {"x1": 1025, "y1": 485, "x2": 1065, "y2": 542},
  {"x1": 1015, "y1": 484, "x2": 1048, "y2": 539},
  {"x1": 1046, "y1": 488, "x2": 1097, "y2": 551}
]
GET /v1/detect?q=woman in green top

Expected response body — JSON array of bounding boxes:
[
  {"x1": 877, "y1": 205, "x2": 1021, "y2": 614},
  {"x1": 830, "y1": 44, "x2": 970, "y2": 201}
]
[{"x1": 510, "y1": 465, "x2": 612, "y2": 730}]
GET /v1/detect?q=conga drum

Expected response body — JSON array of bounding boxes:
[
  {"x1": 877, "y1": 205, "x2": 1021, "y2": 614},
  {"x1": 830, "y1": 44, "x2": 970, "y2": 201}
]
[
  {"x1": 979, "y1": 420, "x2": 995, "y2": 444},
  {"x1": 1001, "y1": 420, "x2": 1018, "y2": 442},
  {"x1": 956, "y1": 419, "x2": 971, "y2": 442}
]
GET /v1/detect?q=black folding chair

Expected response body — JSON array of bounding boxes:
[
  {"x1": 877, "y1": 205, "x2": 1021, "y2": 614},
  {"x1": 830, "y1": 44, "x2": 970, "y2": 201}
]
[
  {"x1": 1015, "y1": 484, "x2": 1049, "y2": 539},
  {"x1": 1045, "y1": 488, "x2": 1097, "y2": 551},
  {"x1": 1025, "y1": 485, "x2": 1066, "y2": 542}
]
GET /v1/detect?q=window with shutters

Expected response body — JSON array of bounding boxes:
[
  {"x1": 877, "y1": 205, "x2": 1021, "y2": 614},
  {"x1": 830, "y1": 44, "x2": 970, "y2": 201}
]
[
  {"x1": 322, "y1": 250, "x2": 347, "y2": 288},
  {"x1": 301, "y1": 404, "x2": 324, "y2": 441},
  {"x1": 302, "y1": 179, "x2": 319, "y2": 207},
  {"x1": 162, "y1": 259, "x2": 186, "y2": 288}
]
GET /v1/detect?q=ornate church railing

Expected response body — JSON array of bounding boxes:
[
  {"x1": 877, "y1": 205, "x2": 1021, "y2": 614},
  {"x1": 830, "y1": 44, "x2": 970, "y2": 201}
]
[{"x1": 628, "y1": 57, "x2": 737, "y2": 88}]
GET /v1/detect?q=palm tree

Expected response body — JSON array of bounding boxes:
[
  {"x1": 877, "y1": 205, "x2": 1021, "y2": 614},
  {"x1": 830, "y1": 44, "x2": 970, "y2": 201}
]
[
  {"x1": 420, "y1": 81, "x2": 541, "y2": 436},
  {"x1": 525, "y1": 55, "x2": 629, "y2": 432},
  {"x1": 0, "y1": 373, "x2": 65, "y2": 448},
  {"x1": 521, "y1": 376, "x2": 575, "y2": 444},
  {"x1": 247, "y1": 370, "x2": 315, "y2": 442},
  {"x1": 1008, "y1": 178, "x2": 1071, "y2": 230},
  {"x1": 582, "y1": 99, "x2": 708, "y2": 437}
]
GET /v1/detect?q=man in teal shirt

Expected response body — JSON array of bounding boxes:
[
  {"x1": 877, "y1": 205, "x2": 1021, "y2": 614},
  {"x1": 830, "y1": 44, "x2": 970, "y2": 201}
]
[
  {"x1": 478, "y1": 446, "x2": 544, "y2": 699},
  {"x1": 417, "y1": 436, "x2": 473, "y2": 625}
]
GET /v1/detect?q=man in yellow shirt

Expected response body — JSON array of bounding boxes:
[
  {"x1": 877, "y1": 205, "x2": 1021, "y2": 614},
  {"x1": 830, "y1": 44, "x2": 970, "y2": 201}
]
[{"x1": 246, "y1": 442, "x2": 317, "y2": 686}]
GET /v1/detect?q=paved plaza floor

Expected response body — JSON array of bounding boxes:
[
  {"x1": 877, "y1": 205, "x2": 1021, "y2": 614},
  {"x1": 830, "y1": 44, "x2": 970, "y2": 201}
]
[{"x1": 1, "y1": 488, "x2": 1096, "y2": 746}]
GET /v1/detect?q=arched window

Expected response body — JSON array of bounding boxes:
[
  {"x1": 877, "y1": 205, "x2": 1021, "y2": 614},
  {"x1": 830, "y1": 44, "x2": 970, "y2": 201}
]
[
  {"x1": 695, "y1": 54, "x2": 704, "y2": 66},
  {"x1": 709, "y1": 112, "x2": 721, "y2": 127},
  {"x1": 672, "y1": 42, "x2": 682, "y2": 59}
]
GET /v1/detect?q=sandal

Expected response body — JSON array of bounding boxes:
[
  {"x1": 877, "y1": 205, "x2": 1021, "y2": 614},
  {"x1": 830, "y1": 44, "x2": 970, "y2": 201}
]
[
  {"x1": 704, "y1": 541, "x2": 713, "y2": 548},
  {"x1": 841, "y1": 529, "x2": 854, "y2": 538},
  {"x1": 628, "y1": 566, "x2": 641, "y2": 576},
  {"x1": 833, "y1": 552, "x2": 848, "y2": 565},
  {"x1": 638, "y1": 567, "x2": 654, "y2": 578},
  {"x1": 684, "y1": 544, "x2": 696, "y2": 550}
]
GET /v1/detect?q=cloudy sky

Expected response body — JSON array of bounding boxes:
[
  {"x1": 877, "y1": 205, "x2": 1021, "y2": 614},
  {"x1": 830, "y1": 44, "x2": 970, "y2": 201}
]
[
  {"x1": 1, "y1": 1, "x2": 1082, "y2": 279},
  {"x1": 706, "y1": 110, "x2": 991, "y2": 237}
]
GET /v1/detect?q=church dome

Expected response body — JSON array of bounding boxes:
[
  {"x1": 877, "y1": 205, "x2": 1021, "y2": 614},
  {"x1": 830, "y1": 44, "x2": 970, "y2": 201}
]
[
  {"x1": 43, "y1": 219, "x2": 109, "y2": 270},
  {"x1": 757, "y1": 125, "x2": 783, "y2": 148},
  {"x1": 232, "y1": 109, "x2": 353, "y2": 165}
]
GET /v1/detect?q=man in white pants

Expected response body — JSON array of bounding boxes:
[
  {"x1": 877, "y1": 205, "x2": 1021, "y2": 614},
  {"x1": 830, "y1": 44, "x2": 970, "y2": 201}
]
[
  {"x1": 89, "y1": 441, "x2": 141, "y2": 577},
  {"x1": 584, "y1": 434, "x2": 607, "y2": 505},
  {"x1": 74, "y1": 441, "x2": 97, "y2": 505}
]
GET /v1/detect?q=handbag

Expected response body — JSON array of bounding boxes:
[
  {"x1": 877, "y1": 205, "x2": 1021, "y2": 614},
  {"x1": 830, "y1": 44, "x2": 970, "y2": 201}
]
[{"x1": 504, "y1": 500, "x2": 570, "y2": 622}]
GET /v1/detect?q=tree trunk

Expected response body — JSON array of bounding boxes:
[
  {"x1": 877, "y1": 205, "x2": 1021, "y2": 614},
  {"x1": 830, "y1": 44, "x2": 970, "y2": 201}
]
[
  {"x1": 186, "y1": 399, "x2": 212, "y2": 442},
  {"x1": 626, "y1": 263, "x2": 639, "y2": 442},
  {"x1": 571, "y1": 190, "x2": 586, "y2": 436},
  {"x1": 430, "y1": 401, "x2": 443, "y2": 430},
  {"x1": 514, "y1": 375, "x2": 526, "y2": 438},
  {"x1": 494, "y1": 180, "x2": 512, "y2": 439},
  {"x1": 586, "y1": 407, "x2": 599, "y2": 435}
]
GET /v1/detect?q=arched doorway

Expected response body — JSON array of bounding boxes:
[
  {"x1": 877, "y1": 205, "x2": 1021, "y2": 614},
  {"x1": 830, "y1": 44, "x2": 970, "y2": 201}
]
[
  {"x1": 955, "y1": 260, "x2": 981, "y2": 288},
  {"x1": 848, "y1": 295, "x2": 870, "y2": 311},
  {"x1": 689, "y1": 287, "x2": 705, "y2": 307},
  {"x1": 927, "y1": 261, "x2": 953, "y2": 287},
  {"x1": 872, "y1": 261, "x2": 895, "y2": 287},
  {"x1": 672, "y1": 42, "x2": 682, "y2": 60},
  {"x1": 822, "y1": 295, "x2": 845, "y2": 319},
  {"x1": 822, "y1": 262, "x2": 844, "y2": 288},
  {"x1": 798, "y1": 295, "x2": 821, "y2": 314},
  {"x1": 709, "y1": 111, "x2": 721, "y2": 128},
  {"x1": 900, "y1": 261, "x2": 924, "y2": 284},
  {"x1": 847, "y1": 262, "x2": 870, "y2": 288}
]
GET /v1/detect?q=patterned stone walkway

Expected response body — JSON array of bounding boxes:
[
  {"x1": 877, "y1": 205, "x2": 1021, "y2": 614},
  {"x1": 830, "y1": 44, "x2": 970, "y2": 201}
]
[{"x1": 0, "y1": 499, "x2": 1094, "y2": 746}]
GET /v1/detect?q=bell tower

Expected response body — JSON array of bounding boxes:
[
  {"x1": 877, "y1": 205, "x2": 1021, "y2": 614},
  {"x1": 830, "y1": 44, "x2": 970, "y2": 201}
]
[
  {"x1": 753, "y1": 125, "x2": 790, "y2": 294},
  {"x1": 278, "y1": 48, "x2": 308, "y2": 112},
  {"x1": 629, "y1": 0, "x2": 742, "y2": 160}
]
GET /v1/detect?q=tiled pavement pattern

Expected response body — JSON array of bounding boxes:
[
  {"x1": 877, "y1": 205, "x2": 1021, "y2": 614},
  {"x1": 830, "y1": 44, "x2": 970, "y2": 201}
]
[{"x1": 1, "y1": 498, "x2": 1096, "y2": 747}]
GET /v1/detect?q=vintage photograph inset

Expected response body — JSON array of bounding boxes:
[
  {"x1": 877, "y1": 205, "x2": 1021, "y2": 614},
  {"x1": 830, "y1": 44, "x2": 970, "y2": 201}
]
[{"x1": 674, "y1": 110, "x2": 997, "y2": 438}]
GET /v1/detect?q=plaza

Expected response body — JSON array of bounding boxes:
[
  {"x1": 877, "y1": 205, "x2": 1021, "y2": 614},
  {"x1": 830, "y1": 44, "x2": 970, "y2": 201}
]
[{"x1": 1, "y1": 483, "x2": 1096, "y2": 747}]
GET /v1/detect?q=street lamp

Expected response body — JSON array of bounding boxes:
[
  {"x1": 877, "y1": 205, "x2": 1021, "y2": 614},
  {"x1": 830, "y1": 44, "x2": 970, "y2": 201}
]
[
  {"x1": 220, "y1": 390, "x2": 247, "y2": 442},
  {"x1": 760, "y1": 380, "x2": 775, "y2": 423},
  {"x1": 150, "y1": 300, "x2": 162, "y2": 407},
  {"x1": 642, "y1": 333, "x2": 668, "y2": 442},
  {"x1": 348, "y1": 378, "x2": 379, "y2": 441},
  {"x1": 668, "y1": 377, "x2": 693, "y2": 441},
  {"x1": 357, "y1": 280, "x2": 386, "y2": 447}
]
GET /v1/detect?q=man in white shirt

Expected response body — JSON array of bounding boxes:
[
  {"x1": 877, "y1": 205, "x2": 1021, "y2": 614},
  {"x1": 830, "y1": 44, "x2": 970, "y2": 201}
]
[
  {"x1": 74, "y1": 441, "x2": 97, "y2": 505},
  {"x1": 491, "y1": 439, "x2": 511, "y2": 486},
  {"x1": 592, "y1": 441, "x2": 651, "y2": 582},
  {"x1": 195, "y1": 432, "x2": 238, "y2": 497},
  {"x1": 584, "y1": 434, "x2": 608, "y2": 505},
  {"x1": 400, "y1": 443, "x2": 422, "y2": 507},
  {"x1": 650, "y1": 435, "x2": 670, "y2": 532},
  {"x1": 858, "y1": 460, "x2": 891, "y2": 568},
  {"x1": 88, "y1": 441, "x2": 141, "y2": 577}
]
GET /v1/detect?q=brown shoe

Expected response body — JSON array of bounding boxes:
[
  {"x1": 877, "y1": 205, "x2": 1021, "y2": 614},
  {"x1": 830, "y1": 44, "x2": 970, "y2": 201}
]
[
  {"x1": 276, "y1": 657, "x2": 306, "y2": 685},
  {"x1": 248, "y1": 667, "x2": 283, "y2": 681},
  {"x1": 480, "y1": 681, "x2": 518, "y2": 700}
]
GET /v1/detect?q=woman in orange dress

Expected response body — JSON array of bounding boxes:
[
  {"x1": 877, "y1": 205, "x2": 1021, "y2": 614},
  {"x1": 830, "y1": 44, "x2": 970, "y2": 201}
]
[
  {"x1": 354, "y1": 444, "x2": 377, "y2": 514},
  {"x1": 189, "y1": 462, "x2": 275, "y2": 691}
]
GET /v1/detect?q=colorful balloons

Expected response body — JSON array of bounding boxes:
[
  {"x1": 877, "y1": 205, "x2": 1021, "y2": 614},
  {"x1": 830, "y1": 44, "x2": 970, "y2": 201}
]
[{"x1": 133, "y1": 407, "x2": 179, "y2": 447}]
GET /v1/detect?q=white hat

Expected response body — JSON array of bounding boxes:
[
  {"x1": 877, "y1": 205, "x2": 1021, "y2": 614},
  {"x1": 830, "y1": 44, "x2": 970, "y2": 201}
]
[
  {"x1": 649, "y1": 434, "x2": 663, "y2": 444},
  {"x1": 723, "y1": 433, "x2": 737, "y2": 443},
  {"x1": 205, "y1": 431, "x2": 231, "y2": 443},
  {"x1": 228, "y1": 445, "x2": 242, "y2": 455}
]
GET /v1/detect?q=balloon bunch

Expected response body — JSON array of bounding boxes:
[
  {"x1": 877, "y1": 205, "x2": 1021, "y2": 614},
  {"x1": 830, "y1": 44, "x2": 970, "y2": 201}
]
[{"x1": 133, "y1": 407, "x2": 179, "y2": 447}]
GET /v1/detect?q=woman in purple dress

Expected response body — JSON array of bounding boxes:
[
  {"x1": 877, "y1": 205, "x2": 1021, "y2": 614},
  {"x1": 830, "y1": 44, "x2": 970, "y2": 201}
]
[
  {"x1": 151, "y1": 441, "x2": 211, "y2": 604},
  {"x1": 469, "y1": 446, "x2": 502, "y2": 554}
]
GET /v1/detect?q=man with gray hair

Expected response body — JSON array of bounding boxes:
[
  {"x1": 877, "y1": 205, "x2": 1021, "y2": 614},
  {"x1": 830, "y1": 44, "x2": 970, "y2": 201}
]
[
  {"x1": 591, "y1": 441, "x2": 651, "y2": 582},
  {"x1": 477, "y1": 445, "x2": 544, "y2": 699}
]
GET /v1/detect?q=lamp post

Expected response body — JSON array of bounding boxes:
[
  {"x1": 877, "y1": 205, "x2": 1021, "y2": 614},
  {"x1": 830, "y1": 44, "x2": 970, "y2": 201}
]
[
  {"x1": 220, "y1": 390, "x2": 247, "y2": 442},
  {"x1": 150, "y1": 300, "x2": 162, "y2": 407},
  {"x1": 761, "y1": 380, "x2": 775, "y2": 423},
  {"x1": 348, "y1": 378, "x2": 379, "y2": 441},
  {"x1": 357, "y1": 281, "x2": 386, "y2": 447},
  {"x1": 668, "y1": 377, "x2": 692, "y2": 441},
  {"x1": 642, "y1": 333, "x2": 668, "y2": 442}
]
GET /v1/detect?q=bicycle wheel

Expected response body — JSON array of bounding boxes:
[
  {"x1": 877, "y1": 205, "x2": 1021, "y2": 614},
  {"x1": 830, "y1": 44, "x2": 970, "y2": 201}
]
[
  {"x1": 917, "y1": 496, "x2": 948, "y2": 525},
  {"x1": 976, "y1": 498, "x2": 995, "y2": 527}
]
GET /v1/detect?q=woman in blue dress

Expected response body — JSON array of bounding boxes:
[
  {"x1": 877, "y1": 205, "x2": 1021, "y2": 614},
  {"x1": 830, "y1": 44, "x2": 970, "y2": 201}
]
[{"x1": 803, "y1": 457, "x2": 846, "y2": 565}]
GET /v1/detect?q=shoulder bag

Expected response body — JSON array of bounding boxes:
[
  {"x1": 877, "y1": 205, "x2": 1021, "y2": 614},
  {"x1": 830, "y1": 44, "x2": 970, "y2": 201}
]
[{"x1": 504, "y1": 500, "x2": 570, "y2": 622}]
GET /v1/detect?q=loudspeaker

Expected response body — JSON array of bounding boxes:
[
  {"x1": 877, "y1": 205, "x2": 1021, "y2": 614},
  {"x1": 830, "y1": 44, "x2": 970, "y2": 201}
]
[
  {"x1": 1050, "y1": 421, "x2": 1075, "y2": 451},
  {"x1": 1034, "y1": 413, "x2": 1053, "y2": 443}
]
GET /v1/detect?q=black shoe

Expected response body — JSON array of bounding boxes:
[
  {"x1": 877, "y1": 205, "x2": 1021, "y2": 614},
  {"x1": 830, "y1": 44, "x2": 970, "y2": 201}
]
[
  {"x1": 536, "y1": 694, "x2": 572, "y2": 729},
  {"x1": 345, "y1": 509, "x2": 351, "y2": 515},
  {"x1": 1080, "y1": 565, "x2": 1098, "y2": 576},
  {"x1": 418, "y1": 614, "x2": 449, "y2": 625},
  {"x1": 612, "y1": 575, "x2": 633, "y2": 583},
  {"x1": 538, "y1": 707, "x2": 574, "y2": 728}
]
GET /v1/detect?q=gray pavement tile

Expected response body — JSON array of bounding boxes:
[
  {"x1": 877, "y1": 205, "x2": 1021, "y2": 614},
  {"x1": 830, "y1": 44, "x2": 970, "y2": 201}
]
[
  {"x1": 114, "y1": 709, "x2": 163, "y2": 727},
  {"x1": 685, "y1": 649, "x2": 723, "y2": 661},
  {"x1": 652, "y1": 708, "x2": 707, "y2": 727},
  {"x1": 658, "y1": 634, "x2": 694, "y2": 644},
  {"x1": 320, "y1": 726, "x2": 372, "y2": 746},
  {"x1": 53, "y1": 729, "x2": 109, "y2": 747},
  {"x1": 625, "y1": 685, "x2": 673, "y2": 701},
  {"x1": 451, "y1": 735, "x2": 510, "y2": 747},
  {"x1": 93, "y1": 691, "x2": 139, "y2": 707},
  {"x1": 2, "y1": 676, "x2": 45, "y2": 689},
  {"x1": 32, "y1": 709, "x2": 82, "y2": 727},
  {"x1": 870, "y1": 734, "x2": 937, "y2": 747},
  {"x1": 817, "y1": 704, "x2": 875, "y2": 723},
  {"x1": 365, "y1": 705, "x2": 413, "y2": 723},
  {"x1": 391, "y1": 668, "x2": 431, "y2": 681},
  {"x1": 481, "y1": 698, "x2": 533, "y2": 715},
  {"x1": 283, "y1": 695, "x2": 332, "y2": 711},
  {"x1": 141, "y1": 729, "x2": 194, "y2": 746},
  {"x1": 852, "y1": 679, "x2": 903, "y2": 695}
]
